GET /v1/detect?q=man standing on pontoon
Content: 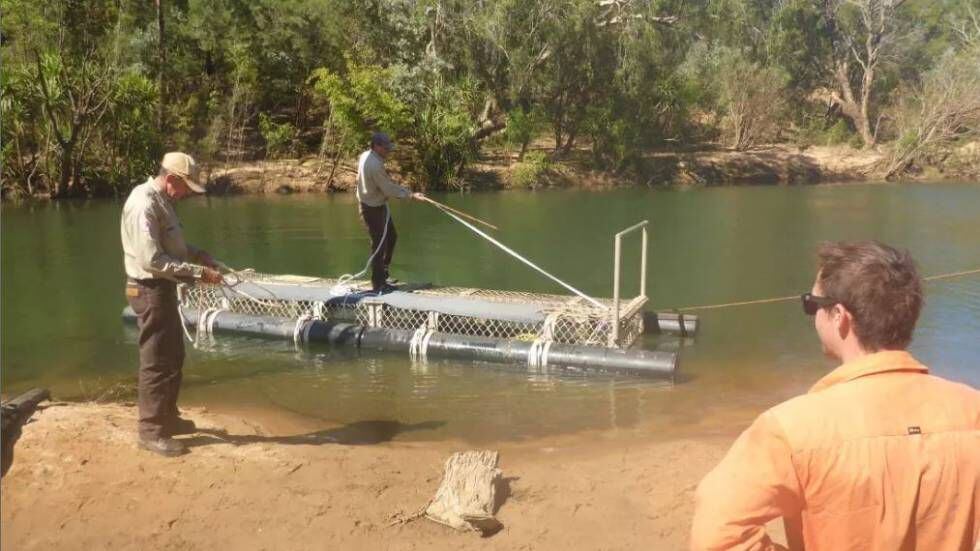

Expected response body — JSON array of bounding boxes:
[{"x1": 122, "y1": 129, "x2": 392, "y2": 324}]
[
  {"x1": 356, "y1": 132, "x2": 425, "y2": 294},
  {"x1": 120, "y1": 152, "x2": 224, "y2": 457}
]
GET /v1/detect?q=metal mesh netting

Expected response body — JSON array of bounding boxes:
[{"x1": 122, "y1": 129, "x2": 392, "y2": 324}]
[{"x1": 181, "y1": 271, "x2": 645, "y2": 348}]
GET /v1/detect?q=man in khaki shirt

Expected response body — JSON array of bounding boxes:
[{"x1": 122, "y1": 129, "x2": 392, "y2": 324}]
[
  {"x1": 691, "y1": 241, "x2": 979, "y2": 550},
  {"x1": 120, "y1": 152, "x2": 223, "y2": 457},
  {"x1": 355, "y1": 132, "x2": 424, "y2": 293}
]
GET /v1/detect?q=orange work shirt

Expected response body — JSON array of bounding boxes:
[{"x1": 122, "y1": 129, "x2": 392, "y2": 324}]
[{"x1": 691, "y1": 351, "x2": 980, "y2": 550}]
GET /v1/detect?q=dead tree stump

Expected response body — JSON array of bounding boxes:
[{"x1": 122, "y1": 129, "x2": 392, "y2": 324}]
[{"x1": 425, "y1": 450, "x2": 503, "y2": 535}]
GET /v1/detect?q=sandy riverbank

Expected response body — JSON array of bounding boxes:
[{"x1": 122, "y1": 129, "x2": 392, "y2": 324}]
[
  {"x1": 205, "y1": 143, "x2": 888, "y2": 196},
  {"x1": 199, "y1": 140, "x2": 979, "y2": 196},
  {"x1": 6, "y1": 140, "x2": 976, "y2": 201},
  {"x1": 0, "y1": 401, "x2": 787, "y2": 550}
]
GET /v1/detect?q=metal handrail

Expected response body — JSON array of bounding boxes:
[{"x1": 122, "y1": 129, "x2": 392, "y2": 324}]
[{"x1": 611, "y1": 220, "x2": 649, "y2": 346}]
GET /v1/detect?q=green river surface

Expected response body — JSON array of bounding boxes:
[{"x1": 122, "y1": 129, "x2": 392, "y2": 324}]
[{"x1": 3, "y1": 183, "x2": 979, "y2": 442}]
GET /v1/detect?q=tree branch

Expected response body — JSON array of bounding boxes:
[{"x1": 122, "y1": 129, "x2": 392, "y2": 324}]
[{"x1": 33, "y1": 52, "x2": 68, "y2": 148}]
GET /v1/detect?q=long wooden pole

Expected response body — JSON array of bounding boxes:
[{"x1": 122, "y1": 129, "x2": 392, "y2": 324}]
[{"x1": 420, "y1": 196, "x2": 499, "y2": 231}]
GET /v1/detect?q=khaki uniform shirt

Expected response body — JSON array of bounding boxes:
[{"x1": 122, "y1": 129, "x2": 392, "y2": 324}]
[
  {"x1": 120, "y1": 178, "x2": 202, "y2": 281},
  {"x1": 355, "y1": 149, "x2": 410, "y2": 207},
  {"x1": 691, "y1": 351, "x2": 980, "y2": 550}
]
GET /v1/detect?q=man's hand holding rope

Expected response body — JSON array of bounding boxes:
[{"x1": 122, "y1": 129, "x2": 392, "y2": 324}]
[
  {"x1": 193, "y1": 250, "x2": 225, "y2": 285},
  {"x1": 200, "y1": 267, "x2": 224, "y2": 285}
]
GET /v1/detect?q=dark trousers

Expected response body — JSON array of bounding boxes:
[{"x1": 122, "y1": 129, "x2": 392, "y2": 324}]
[
  {"x1": 126, "y1": 279, "x2": 184, "y2": 440},
  {"x1": 358, "y1": 203, "x2": 397, "y2": 289}
]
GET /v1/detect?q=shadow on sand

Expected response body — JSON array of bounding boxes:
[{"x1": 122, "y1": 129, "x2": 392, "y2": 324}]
[{"x1": 180, "y1": 419, "x2": 446, "y2": 448}]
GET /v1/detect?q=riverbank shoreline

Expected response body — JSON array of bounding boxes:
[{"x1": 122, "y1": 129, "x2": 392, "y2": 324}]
[
  {"x1": 205, "y1": 144, "x2": 880, "y2": 196},
  {"x1": 0, "y1": 401, "x2": 788, "y2": 550},
  {"x1": 200, "y1": 141, "x2": 980, "y2": 196},
  {"x1": 8, "y1": 142, "x2": 978, "y2": 202}
]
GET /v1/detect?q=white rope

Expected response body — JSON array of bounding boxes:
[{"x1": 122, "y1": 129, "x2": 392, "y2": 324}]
[
  {"x1": 334, "y1": 203, "x2": 392, "y2": 295},
  {"x1": 420, "y1": 328, "x2": 434, "y2": 361},
  {"x1": 207, "y1": 309, "x2": 224, "y2": 334},
  {"x1": 313, "y1": 301, "x2": 327, "y2": 320},
  {"x1": 177, "y1": 279, "x2": 260, "y2": 346},
  {"x1": 293, "y1": 314, "x2": 313, "y2": 346},
  {"x1": 432, "y1": 205, "x2": 605, "y2": 309},
  {"x1": 541, "y1": 311, "x2": 561, "y2": 341},
  {"x1": 409, "y1": 324, "x2": 435, "y2": 362},
  {"x1": 216, "y1": 268, "x2": 283, "y2": 307},
  {"x1": 528, "y1": 337, "x2": 553, "y2": 368},
  {"x1": 193, "y1": 307, "x2": 213, "y2": 349},
  {"x1": 303, "y1": 319, "x2": 314, "y2": 344},
  {"x1": 528, "y1": 340, "x2": 541, "y2": 367},
  {"x1": 409, "y1": 324, "x2": 428, "y2": 361},
  {"x1": 194, "y1": 307, "x2": 226, "y2": 348},
  {"x1": 177, "y1": 304, "x2": 196, "y2": 343},
  {"x1": 196, "y1": 308, "x2": 214, "y2": 336},
  {"x1": 176, "y1": 284, "x2": 196, "y2": 344}
]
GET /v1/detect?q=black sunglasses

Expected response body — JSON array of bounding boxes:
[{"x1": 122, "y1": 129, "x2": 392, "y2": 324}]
[{"x1": 801, "y1": 293, "x2": 839, "y2": 316}]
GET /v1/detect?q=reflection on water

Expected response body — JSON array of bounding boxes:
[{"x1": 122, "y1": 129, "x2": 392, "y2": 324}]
[
  {"x1": 171, "y1": 329, "x2": 685, "y2": 442},
  {"x1": 3, "y1": 183, "x2": 979, "y2": 442}
]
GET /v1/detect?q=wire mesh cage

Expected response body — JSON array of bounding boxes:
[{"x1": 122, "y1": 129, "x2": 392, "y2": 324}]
[{"x1": 180, "y1": 271, "x2": 645, "y2": 349}]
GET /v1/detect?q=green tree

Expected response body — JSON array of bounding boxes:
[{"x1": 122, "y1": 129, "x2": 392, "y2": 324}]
[
  {"x1": 407, "y1": 76, "x2": 480, "y2": 189},
  {"x1": 884, "y1": 24, "x2": 980, "y2": 177},
  {"x1": 1, "y1": 0, "x2": 139, "y2": 197},
  {"x1": 310, "y1": 63, "x2": 411, "y2": 185}
]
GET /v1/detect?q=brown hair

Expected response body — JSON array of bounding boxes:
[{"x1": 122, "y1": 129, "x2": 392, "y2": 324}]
[{"x1": 816, "y1": 241, "x2": 923, "y2": 351}]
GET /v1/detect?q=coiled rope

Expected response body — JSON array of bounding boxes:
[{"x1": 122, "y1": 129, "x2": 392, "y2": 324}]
[
  {"x1": 177, "y1": 264, "x2": 286, "y2": 346},
  {"x1": 332, "y1": 204, "x2": 392, "y2": 296}
]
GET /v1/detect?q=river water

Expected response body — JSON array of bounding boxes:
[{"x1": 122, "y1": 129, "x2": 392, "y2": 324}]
[{"x1": 3, "y1": 183, "x2": 979, "y2": 442}]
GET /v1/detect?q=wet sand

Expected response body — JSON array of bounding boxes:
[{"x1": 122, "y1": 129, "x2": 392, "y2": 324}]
[{"x1": 0, "y1": 402, "x2": 788, "y2": 550}]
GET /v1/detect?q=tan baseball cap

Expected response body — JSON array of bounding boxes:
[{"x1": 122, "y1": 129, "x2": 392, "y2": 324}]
[{"x1": 160, "y1": 151, "x2": 206, "y2": 193}]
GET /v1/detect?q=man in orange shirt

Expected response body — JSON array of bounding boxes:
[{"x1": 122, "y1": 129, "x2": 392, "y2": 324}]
[{"x1": 691, "y1": 241, "x2": 979, "y2": 550}]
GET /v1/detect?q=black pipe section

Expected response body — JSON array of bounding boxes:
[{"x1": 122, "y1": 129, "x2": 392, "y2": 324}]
[
  {"x1": 643, "y1": 311, "x2": 699, "y2": 336},
  {"x1": 123, "y1": 307, "x2": 676, "y2": 379}
]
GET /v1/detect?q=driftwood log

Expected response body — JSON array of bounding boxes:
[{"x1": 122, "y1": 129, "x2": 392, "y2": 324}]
[
  {"x1": 425, "y1": 450, "x2": 503, "y2": 535},
  {"x1": 1, "y1": 388, "x2": 50, "y2": 477}
]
